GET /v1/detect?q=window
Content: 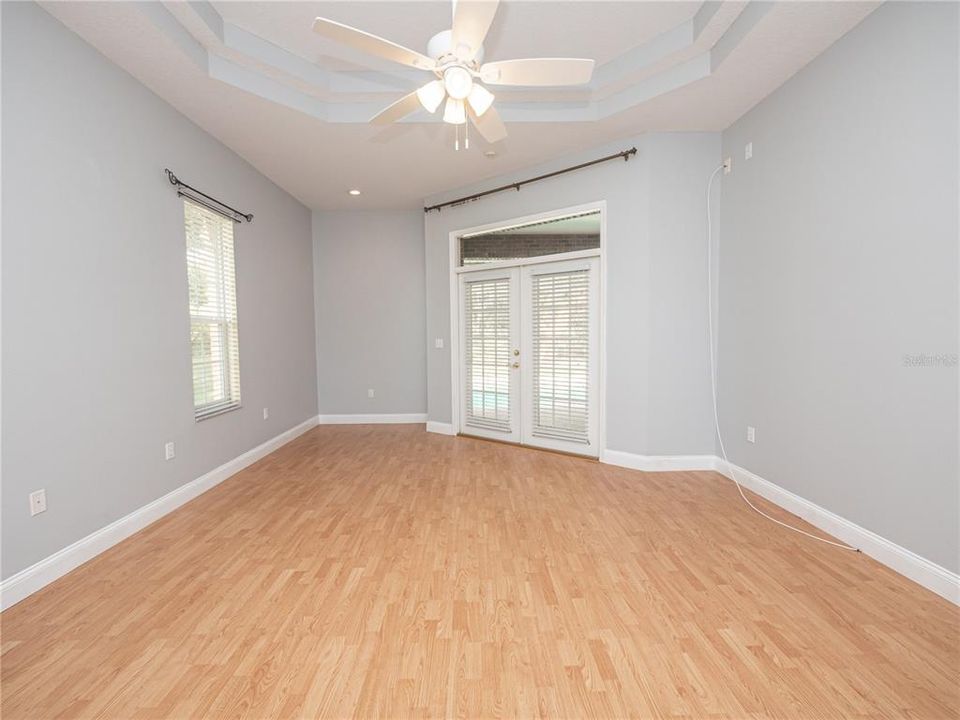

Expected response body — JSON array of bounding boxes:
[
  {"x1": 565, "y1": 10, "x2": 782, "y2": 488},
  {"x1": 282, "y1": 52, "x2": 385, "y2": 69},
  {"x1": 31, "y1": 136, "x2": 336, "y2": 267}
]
[
  {"x1": 459, "y1": 210, "x2": 600, "y2": 266},
  {"x1": 183, "y1": 199, "x2": 241, "y2": 420}
]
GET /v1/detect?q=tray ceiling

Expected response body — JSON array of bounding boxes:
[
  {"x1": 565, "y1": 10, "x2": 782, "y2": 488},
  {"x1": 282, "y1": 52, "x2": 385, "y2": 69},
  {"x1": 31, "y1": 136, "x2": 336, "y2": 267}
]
[{"x1": 40, "y1": 1, "x2": 878, "y2": 209}]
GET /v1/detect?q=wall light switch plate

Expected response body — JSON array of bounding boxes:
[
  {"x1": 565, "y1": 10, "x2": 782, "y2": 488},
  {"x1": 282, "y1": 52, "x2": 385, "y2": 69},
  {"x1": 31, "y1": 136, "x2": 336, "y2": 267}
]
[
  {"x1": 745, "y1": 142, "x2": 753, "y2": 160},
  {"x1": 367, "y1": 389, "x2": 375, "y2": 398},
  {"x1": 30, "y1": 489, "x2": 47, "y2": 516},
  {"x1": 165, "y1": 441, "x2": 176, "y2": 460},
  {"x1": 263, "y1": 407, "x2": 269, "y2": 420},
  {"x1": 746, "y1": 426, "x2": 756, "y2": 444},
  {"x1": 435, "y1": 338, "x2": 444, "y2": 349}
]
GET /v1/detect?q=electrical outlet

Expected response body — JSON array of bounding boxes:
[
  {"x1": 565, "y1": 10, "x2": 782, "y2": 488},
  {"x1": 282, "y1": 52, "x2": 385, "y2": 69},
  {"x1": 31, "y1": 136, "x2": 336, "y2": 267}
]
[
  {"x1": 744, "y1": 142, "x2": 753, "y2": 160},
  {"x1": 367, "y1": 389, "x2": 375, "y2": 399},
  {"x1": 263, "y1": 407, "x2": 269, "y2": 420},
  {"x1": 723, "y1": 157, "x2": 732, "y2": 174},
  {"x1": 435, "y1": 338, "x2": 444, "y2": 349},
  {"x1": 746, "y1": 426, "x2": 756, "y2": 444},
  {"x1": 29, "y1": 489, "x2": 47, "y2": 516},
  {"x1": 165, "y1": 441, "x2": 175, "y2": 460}
]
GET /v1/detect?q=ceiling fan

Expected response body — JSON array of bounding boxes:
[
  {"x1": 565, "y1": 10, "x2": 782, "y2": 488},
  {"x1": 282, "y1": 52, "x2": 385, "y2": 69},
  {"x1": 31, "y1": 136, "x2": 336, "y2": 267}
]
[{"x1": 312, "y1": 0, "x2": 595, "y2": 147}]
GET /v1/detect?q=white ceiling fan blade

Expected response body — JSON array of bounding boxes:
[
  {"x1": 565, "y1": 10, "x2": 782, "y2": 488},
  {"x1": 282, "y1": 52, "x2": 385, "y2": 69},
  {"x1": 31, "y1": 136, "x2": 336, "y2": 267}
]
[
  {"x1": 371, "y1": 91, "x2": 423, "y2": 125},
  {"x1": 470, "y1": 105, "x2": 507, "y2": 143},
  {"x1": 313, "y1": 17, "x2": 435, "y2": 70},
  {"x1": 451, "y1": 0, "x2": 499, "y2": 61},
  {"x1": 480, "y1": 58, "x2": 595, "y2": 86}
]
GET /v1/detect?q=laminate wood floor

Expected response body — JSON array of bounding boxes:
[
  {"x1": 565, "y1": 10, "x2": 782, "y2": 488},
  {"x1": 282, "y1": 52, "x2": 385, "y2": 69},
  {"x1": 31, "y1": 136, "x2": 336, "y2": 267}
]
[{"x1": 2, "y1": 425, "x2": 957, "y2": 719}]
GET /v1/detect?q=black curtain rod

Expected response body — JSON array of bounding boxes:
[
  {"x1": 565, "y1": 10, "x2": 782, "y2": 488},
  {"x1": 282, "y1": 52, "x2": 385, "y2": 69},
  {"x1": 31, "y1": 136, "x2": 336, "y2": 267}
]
[
  {"x1": 424, "y1": 146, "x2": 637, "y2": 214},
  {"x1": 165, "y1": 169, "x2": 253, "y2": 223}
]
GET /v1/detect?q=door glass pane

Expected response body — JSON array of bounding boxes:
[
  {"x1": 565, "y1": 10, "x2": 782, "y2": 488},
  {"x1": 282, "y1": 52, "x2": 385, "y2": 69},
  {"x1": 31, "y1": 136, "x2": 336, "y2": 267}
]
[
  {"x1": 464, "y1": 277, "x2": 512, "y2": 432},
  {"x1": 531, "y1": 269, "x2": 590, "y2": 444},
  {"x1": 460, "y1": 210, "x2": 599, "y2": 266}
]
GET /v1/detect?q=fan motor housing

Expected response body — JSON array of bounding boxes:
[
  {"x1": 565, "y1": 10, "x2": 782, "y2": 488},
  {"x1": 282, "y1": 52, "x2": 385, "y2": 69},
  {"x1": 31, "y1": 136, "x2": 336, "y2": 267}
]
[{"x1": 427, "y1": 29, "x2": 484, "y2": 66}]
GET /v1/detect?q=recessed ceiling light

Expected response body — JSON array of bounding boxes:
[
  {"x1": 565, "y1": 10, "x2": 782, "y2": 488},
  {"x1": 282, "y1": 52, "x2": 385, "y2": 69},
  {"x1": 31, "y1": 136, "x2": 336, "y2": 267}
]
[
  {"x1": 348, "y1": 189, "x2": 361, "y2": 196},
  {"x1": 484, "y1": 150, "x2": 497, "y2": 158}
]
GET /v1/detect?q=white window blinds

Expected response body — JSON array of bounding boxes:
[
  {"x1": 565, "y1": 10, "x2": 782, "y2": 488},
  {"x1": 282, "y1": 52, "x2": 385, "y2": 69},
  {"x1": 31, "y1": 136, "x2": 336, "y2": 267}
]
[
  {"x1": 184, "y1": 200, "x2": 241, "y2": 421},
  {"x1": 464, "y1": 277, "x2": 512, "y2": 433},
  {"x1": 531, "y1": 269, "x2": 590, "y2": 444}
]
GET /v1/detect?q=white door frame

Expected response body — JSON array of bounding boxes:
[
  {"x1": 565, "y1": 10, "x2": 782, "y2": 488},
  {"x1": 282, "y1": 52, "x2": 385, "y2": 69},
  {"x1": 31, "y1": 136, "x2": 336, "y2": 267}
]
[{"x1": 448, "y1": 200, "x2": 607, "y2": 455}]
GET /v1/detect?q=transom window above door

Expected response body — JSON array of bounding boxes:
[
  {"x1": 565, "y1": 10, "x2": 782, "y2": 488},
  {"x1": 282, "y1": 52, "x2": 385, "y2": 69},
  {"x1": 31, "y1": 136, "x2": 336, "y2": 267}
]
[{"x1": 459, "y1": 210, "x2": 600, "y2": 266}]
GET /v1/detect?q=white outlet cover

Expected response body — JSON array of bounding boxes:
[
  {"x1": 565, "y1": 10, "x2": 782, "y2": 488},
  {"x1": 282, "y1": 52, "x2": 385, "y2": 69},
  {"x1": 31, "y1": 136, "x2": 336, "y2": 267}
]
[
  {"x1": 746, "y1": 426, "x2": 756, "y2": 443},
  {"x1": 723, "y1": 157, "x2": 732, "y2": 174},
  {"x1": 745, "y1": 142, "x2": 753, "y2": 160},
  {"x1": 30, "y1": 489, "x2": 47, "y2": 516},
  {"x1": 165, "y1": 441, "x2": 175, "y2": 460},
  {"x1": 263, "y1": 407, "x2": 269, "y2": 420},
  {"x1": 367, "y1": 389, "x2": 375, "y2": 398},
  {"x1": 435, "y1": 338, "x2": 444, "y2": 349}
]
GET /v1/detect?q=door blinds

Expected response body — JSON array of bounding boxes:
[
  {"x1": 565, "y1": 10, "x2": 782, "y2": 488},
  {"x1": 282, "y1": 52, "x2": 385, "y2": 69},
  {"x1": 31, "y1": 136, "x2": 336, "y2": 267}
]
[
  {"x1": 184, "y1": 199, "x2": 242, "y2": 420},
  {"x1": 531, "y1": 269, "x2": 590, "y2": 443},
  {"x1": 464, "y1": 277, "x2": 512, "y2": 433}
]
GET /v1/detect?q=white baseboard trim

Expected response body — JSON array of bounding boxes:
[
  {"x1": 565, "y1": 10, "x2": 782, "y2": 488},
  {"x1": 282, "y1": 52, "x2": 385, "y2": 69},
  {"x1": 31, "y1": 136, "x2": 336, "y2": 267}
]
[
  {"x1": 6, "y1": 425, "x2": 954, "y2": 610},
  {"x1": 714, "y1": 459, "x2": 960, "y2": 605},
  {"x1": 601, "y1": 449, "x2": 718, "y2": 472},
  {"x1": 317, "y1": 413, "x2": 427, "y2": 425},
  {"x1": 0, "y1": 415, "x2": 320, "y2": 612},
  {"x1": 426, "y1": 421, "x2": 456, "y2": 436}
]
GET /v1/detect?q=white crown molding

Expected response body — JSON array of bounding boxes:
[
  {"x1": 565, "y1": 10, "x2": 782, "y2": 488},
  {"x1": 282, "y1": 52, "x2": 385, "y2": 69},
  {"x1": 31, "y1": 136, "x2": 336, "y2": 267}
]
[
  {"x1": 317, "y1": 413, "x2": 427, "y2": 425},
  {"x1": 146, "y1": 0, "x2": 753, "y2": 125},
  {"x1": 0, "y1": 415, "x2": 320, "y2": 612}
]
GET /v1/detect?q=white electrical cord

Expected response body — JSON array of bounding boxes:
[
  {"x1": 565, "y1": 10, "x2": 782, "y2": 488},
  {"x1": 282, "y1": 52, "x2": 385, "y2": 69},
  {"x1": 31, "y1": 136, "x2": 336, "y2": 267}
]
[{"x1": 706, "y1": 164, "x2": 859, "y2": 552}]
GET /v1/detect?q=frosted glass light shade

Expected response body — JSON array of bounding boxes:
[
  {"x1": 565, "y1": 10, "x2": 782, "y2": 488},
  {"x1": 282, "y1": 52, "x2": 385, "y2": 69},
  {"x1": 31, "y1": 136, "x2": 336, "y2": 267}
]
[
  {"x1": 416, "y1": 80, "x2": 445, "y2": 113},
  {"x1": 443, "y1": 97, "x2": 467, "y2": 125},
  {"x1": 443, "y1": 66, "x2": 474, "y2": 100},
  {"x1": 467, "y1": 84, "x2": 494, "y2": 116}
]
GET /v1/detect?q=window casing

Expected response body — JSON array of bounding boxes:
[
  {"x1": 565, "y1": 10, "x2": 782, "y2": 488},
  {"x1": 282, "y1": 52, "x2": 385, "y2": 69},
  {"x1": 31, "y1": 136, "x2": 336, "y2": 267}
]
[{"x1": 183, "y1": 200, "x2": 241, "y2": 420}]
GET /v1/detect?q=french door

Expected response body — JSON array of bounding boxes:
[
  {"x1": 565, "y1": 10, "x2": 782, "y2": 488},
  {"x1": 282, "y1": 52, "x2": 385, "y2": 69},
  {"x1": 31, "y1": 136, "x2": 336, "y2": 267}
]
[{"x1": 459, "y1": 256, "x2": 599, "y2": 457}]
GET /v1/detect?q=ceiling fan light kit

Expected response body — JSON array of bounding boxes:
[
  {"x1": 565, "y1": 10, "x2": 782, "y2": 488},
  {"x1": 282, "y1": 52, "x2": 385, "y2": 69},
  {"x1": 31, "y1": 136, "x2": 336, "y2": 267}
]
[
  {"x1": 467, "y1": 84, "x2": 494, "y2": 117},
  {"x1": 312, "y1": 0, "x2": 595, "y2": 150},
  {"x1": 416, "y1": 80, "x2": 446, "y2": 114},
  {"x1": 443, "y1": 65, "x2": 474, "y2": 100},
  {"x1": 443, "y1": 97, "x2": 467, "y2": 125}
]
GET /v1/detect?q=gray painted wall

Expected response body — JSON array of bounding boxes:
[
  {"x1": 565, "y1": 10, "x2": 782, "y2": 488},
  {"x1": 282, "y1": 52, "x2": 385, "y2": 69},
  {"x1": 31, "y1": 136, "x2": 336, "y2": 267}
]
[
  {"x1": 312, "y1": 210, "x2": 426, "y2": 415},
  {"x1": 424, "y1": 132, "x2": 720, "y2": 456},
  {"x1": 2, "y1": 3, "x2": 318, "y2": 579},
  {"x1": 718, "y1": 2, "x2": 959, "y2": 571}
]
